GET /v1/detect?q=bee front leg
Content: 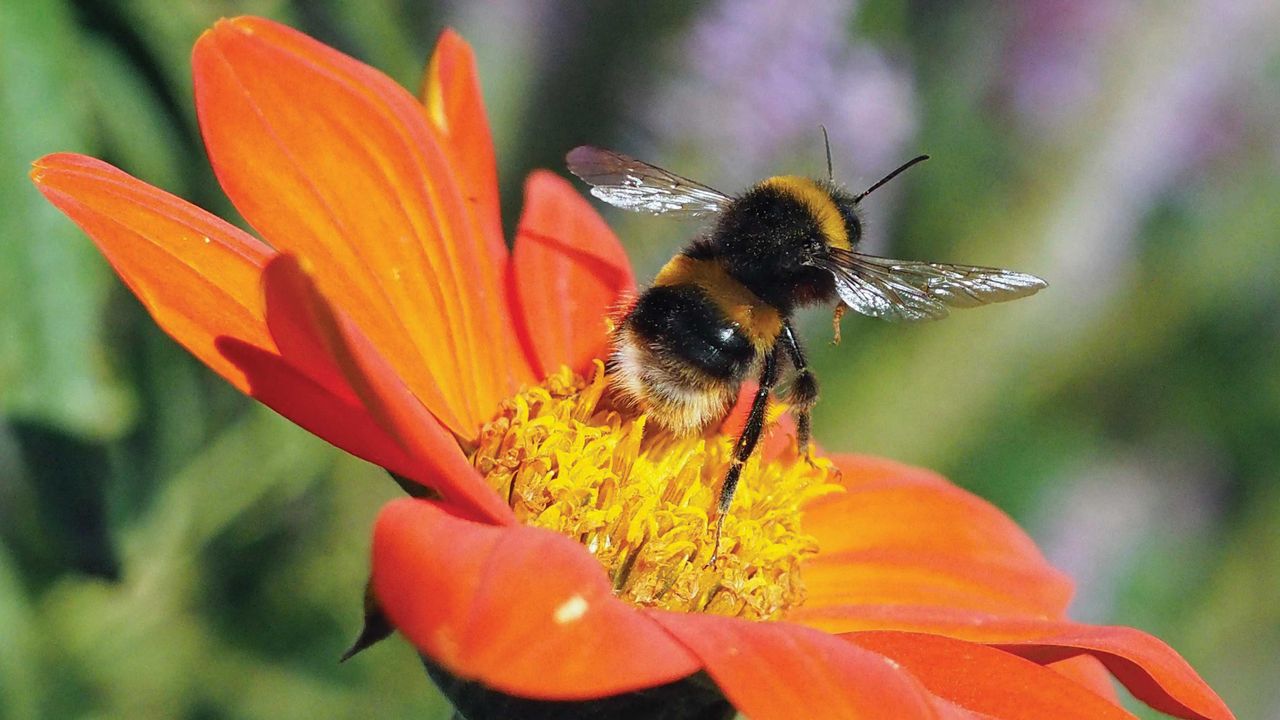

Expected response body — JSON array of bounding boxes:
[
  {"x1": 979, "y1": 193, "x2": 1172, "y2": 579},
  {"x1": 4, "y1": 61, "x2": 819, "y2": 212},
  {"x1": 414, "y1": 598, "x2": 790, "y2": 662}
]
[
  {"x1": 710, "y1": 344, "x2": 781, "y2": 565},
  {"x1": 781, "y1": 321, "x2": 818, "y2": 460}
]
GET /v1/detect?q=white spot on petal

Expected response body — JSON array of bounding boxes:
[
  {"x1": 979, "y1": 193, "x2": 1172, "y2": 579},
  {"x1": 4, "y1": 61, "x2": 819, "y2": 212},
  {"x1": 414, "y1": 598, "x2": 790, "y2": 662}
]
[{"x1": 554, "y1": 594, "x2": 589, "y2": 624}]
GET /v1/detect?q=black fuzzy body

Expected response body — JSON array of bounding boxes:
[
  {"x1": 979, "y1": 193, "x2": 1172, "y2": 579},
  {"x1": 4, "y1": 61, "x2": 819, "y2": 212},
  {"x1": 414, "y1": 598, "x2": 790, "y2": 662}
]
[
  {"x1": 611, "y1": 176, "x2": 858, "y2": 435},
  {"x1": 625, "y1": 284, "x2": 756, "y2": 383},
  {"x1": 686, "y1": 183, "x2": 845, "y2": 314}
]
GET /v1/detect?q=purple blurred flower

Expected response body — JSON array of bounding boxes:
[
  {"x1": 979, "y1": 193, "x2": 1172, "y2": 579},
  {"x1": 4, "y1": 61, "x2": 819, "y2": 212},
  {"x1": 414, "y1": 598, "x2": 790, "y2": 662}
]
[
  {"x1": 645, "y1": 0, "x2": 917, "y2": 194},
  {"x1": 1003, "y1": 0, "x2": 1131, "y2": 134}
]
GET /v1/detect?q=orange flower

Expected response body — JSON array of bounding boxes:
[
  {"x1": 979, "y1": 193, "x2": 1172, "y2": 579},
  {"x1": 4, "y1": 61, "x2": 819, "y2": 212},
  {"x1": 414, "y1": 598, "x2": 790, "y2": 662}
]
[{"x1": 32, "y1": 17, "x2": 1232, "y2": 720}]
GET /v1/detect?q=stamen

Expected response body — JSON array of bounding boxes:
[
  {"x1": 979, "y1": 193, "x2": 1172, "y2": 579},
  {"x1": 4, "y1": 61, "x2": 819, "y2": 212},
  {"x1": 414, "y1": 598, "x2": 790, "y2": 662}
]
[{"x1": 470, "y1": 362, "x2": 844, "y2": 620}]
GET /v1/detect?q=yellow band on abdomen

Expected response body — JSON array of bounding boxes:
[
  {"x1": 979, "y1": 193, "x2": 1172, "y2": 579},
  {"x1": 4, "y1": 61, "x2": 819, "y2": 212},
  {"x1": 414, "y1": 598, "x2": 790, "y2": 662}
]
[{"x1": 653, "y1": 255, "x2": 782, "y2": 349}]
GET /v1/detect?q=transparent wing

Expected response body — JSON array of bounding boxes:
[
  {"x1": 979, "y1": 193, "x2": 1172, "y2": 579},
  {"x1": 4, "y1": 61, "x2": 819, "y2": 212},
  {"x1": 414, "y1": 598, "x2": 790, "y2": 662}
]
[
  {"x1": 566, "y1": 146, "x2": 731, "y2": 217},
  {"x1": 811, "y1": 248, "x2": 1048, "y2": 322}
]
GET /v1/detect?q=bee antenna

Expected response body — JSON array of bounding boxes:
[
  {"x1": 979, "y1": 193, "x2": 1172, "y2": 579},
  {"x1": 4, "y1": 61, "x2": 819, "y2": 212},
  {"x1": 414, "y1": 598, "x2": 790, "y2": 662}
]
[
  {"x1": 853, "y1": 154, "x2": 930, "y2": 202},
  {"x1": 820, "y1": 125, "x2": 834, "y2": 182}
]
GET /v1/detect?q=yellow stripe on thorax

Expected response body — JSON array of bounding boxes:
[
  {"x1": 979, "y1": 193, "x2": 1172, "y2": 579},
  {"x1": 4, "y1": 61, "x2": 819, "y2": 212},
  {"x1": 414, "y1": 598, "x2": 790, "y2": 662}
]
[
  {"x1": 653, "y1": 256, "x2": 782, "y2": 349},
  {"x1": 759, "y1": 175, "x2": 850, "y2": 250}
]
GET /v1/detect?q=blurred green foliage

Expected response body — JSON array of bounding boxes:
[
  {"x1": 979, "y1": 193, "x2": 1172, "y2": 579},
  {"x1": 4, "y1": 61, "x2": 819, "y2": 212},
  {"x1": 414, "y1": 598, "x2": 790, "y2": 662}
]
[{"x1": 2, "y1": 0, "x2": 1277, "y2": 718}]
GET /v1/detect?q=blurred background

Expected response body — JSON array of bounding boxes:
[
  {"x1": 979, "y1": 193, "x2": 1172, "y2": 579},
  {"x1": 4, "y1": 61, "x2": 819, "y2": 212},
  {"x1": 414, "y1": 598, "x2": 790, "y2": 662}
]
[{"x1": 2, "y1": 0, "x2": 1278, "y2": 717}]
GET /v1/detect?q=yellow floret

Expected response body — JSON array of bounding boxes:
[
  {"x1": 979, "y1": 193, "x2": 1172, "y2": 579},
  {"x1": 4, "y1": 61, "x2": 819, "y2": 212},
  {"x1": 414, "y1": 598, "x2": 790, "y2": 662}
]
[{"x1": 470, "y1": 361, "x2": 844, "y2": 620}]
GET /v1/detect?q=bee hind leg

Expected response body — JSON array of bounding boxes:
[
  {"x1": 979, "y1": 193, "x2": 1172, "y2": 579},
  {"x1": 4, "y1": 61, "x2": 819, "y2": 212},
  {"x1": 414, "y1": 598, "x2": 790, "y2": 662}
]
[
  {"x1": 709, "y1": 344, "x2": 781, "y2": 565},
  {"x1": 831, "y1": 304, "x2": 846, "y2": 345}
]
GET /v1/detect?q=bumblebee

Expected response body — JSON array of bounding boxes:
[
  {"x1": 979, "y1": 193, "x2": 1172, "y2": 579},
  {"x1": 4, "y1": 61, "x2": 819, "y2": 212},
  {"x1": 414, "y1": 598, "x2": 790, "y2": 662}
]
[{"x1": 567, "y1": 144, "x2": 1046, "y2": 553}]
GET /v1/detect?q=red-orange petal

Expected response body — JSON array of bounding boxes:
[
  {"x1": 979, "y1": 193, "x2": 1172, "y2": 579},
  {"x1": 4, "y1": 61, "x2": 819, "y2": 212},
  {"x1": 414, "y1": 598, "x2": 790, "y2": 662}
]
[
  {"x1": 32, "y1": 154, "x2": 422, "y2": 476},
  {"x1": 193, "y1": 17, "x2": 532, "y2": 437},
  {"x1": 260, "y1": 256, "x2": 512, "y2": 524},
  {"x1": 796, "y1": 605, "x2": 1230, "y2": 720},
  {"x1": 797, "y1": 454, "x2": 1074, "y2": 619},
  {"x1": 649, "y1": 612, "x2": 957, "y2": 720},
  {"x1": 420, "y1": 29, "x2": 507, "y2": 268},
  {"x1": 215, "y1": 338, "x2": 417, "y2": 476},
  {"x1": 989, "y1": 621, "x2": 1234, "y2": 720},
  {"x1": 510, "y1": 170, "x2": 635, "y2": 377},
  {"x1": 31, "y1": 153, "x2": 274, "y2": 393},
  {"x1": 1049, "y1": 655, "x2": 1122, "y2": 704},
  {"x1": 371, "y1": 498, "x2": 699, "y2": 698},
  {"x1": 799, "y1": 547, "x2": 1072, "y2": 620},
  {"x1": 848, "y1": 632, "x2": 1133, "y2": 719}
]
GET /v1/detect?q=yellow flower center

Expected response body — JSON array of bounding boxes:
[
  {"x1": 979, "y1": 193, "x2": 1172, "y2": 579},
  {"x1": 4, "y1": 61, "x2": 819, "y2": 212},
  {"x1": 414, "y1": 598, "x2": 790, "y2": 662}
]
[{"x1": 470, "y1": 362, "x2": 844, "y2": 620}]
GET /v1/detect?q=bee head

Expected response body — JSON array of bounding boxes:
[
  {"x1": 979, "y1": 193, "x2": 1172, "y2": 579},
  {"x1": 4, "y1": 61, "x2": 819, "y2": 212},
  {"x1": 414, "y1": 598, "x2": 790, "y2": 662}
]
[
  {"x1": 813, "y1": 153, "x2": 928, "y2": 259},
  {"x1": 828, "y1": 189, "x2": 864, "y2": 250}
]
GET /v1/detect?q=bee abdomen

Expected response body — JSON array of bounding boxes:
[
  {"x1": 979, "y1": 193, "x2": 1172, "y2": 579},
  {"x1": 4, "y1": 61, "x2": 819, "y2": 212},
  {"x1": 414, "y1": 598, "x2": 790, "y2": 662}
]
[
  {"x1": 626, "y1": 285, "x2": 755, "y2": 381},
  {"x1": 610, "y1": 284, "x2": 757, "y2": 435}
]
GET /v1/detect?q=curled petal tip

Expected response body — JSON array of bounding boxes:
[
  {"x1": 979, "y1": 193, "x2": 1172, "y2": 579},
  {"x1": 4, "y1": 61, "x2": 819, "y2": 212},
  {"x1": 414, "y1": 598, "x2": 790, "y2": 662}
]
[
  {"x1": 223, "y1": 16, "x2": 257, "y2": 33},
  {"x1": 29, "y1": 152, "x2": 73, "y2": 181},
  {"x1": 28, "y1": 153, "x2": 93, "y2": 189},
  {"x1": 437, "y1": 27, "x2": 465, "y2": 45},
  {"x1": 201, "y1": 15, "x2": 260, "y2": 45}
]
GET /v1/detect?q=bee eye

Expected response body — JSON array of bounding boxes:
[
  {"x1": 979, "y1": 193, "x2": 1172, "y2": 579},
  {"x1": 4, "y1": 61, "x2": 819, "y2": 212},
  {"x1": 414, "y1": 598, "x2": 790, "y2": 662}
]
[
  {"x1": 846, "y1": 213, "x2": 862, "y2": 240},
  {"x1": 834, "y1": 200, "x2": 862, "y2": 243}
]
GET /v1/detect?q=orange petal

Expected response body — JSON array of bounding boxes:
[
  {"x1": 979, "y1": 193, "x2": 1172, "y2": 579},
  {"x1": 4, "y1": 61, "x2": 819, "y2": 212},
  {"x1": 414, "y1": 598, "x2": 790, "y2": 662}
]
[
  {"x1": 193, "y1": 17, "x2": 532, "y2": 437},
  {"x1": 847, "y1": 632, "x2": 1134, "y2": 719},
  {"x1": 371, "y1": 498, "x2": 699, "y2": 698},
  {"x1": 261, "y1": 256, "x2": 513, "y2": 524},
  {"x1": 215, "y1": 338, "x2": 416, "y2": 475},
  {"x1": 420, "y1": 29, "x2": 507, "y2": 267},
  {"x1": 649, "y1": 612, "x2": 958, "y2": 720},
  {"x1": 989, "y1": 621, "x2": 1234, "y2": 720},
  {"x1": 798, "y1": 454, "x2": 1074, "y2": 618},
  {"x1": 511, "y1": 170, "x2": 635, "y2": 377},
  {"x1": 31, "y1": 153, "x2": 274, "y2": 393},
  {"x1": 33, "y1": 154, "x2": 462, "y2": 477},
  {"x1": 799, "y1": 547, "x2": 1072, "y2": 620},
  {"x1": 32, "y1": 154, "x2": 422, "y2": 477},
  {"x1": 798, "y1": 606, "x2": 1230, "y2": 720},
  {"x1": 1050, "y1": 655, "x2": 1121, "y2": 704}
]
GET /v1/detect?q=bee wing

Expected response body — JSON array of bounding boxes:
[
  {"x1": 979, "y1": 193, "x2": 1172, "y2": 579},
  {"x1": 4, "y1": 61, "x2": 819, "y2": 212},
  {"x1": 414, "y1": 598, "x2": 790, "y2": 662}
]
[
  {"x1": 566, "y1": 146, "x2": 732, "y2": 217},
  {"x1": 812, "y1": 248, "x2": 1048, "y2": 322}
]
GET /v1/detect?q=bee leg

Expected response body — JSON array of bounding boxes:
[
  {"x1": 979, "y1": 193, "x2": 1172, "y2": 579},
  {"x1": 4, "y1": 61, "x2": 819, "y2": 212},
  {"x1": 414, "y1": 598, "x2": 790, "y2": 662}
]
[
  {"x1": 710, "y1": 344, "x2": 782, "y2": 565},
  {"x1": 832, "y1": 303, "x2": 846, "y2": 345},
  {"x1": 781, "y1": 322, "x2": 818, "y2": 460}
]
